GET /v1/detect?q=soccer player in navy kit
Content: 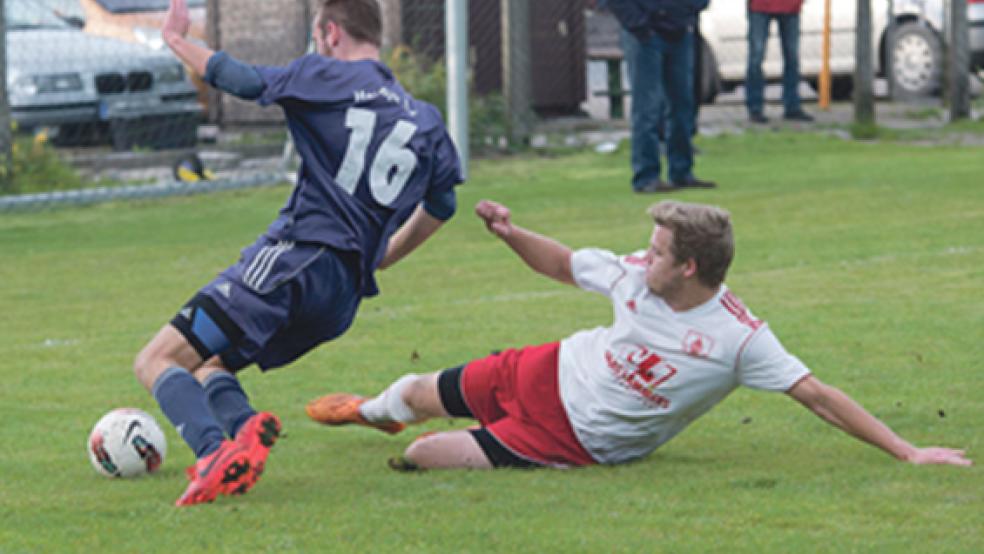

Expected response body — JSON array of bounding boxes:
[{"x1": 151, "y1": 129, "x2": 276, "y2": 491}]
[{"x1": 134, "y1": 0, "x2": 464, "y2": 506}]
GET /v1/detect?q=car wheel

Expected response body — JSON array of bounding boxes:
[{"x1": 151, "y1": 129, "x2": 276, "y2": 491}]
[
  {"x1": 697, "y1": 37, "x2": 720, "y2": 104},
  {"x1": 110, "y1": 115, "x2": 198, "y2": 151},
  {"x1": 888, "y1": 22, "x2": 942, "y2": 100},
  {"x1": 806, "y1": 76, "x2": 853, "y2": 101},
  {"x1": 831, "y1": 76, "x2": 853, "y2": 101}
]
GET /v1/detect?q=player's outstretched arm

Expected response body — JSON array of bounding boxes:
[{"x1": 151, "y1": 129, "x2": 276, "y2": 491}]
[
  {"x1": 378, "y1": 205, "x2": 445, "y2": 270},
  {"x1": 787, "y1": 375, "x2": 971, "y2": 466},
  {"x1": 475, "y1": 200, "x2": 576, "y2": 286},
  {"x1": 163, "y1": 0, "x2": 215, "y2": 76}
]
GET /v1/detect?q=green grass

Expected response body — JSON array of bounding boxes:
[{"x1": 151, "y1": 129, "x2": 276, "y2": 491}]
[{"x1": 1, "y1": 132, "x2": 981, "y2": 552}]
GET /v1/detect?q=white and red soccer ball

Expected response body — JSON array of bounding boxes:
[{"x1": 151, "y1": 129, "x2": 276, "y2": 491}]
[{"x1": 87, "y1": 408, "x2": 167, "y2": 478}]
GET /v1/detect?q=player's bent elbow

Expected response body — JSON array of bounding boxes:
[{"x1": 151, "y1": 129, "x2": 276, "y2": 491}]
[{"x1": 786, "y1": 375, "x2": 830, "y2": 409}]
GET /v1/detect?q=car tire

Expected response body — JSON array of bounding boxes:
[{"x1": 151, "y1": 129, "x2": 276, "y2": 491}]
[
  {"x1": 110, "y1": 115, "x2": 198, "y2": 151},
  {"x1": 888, "y1": 22, "x2": 942, "y2": 100},
  {"x1": 806, "y1": 76, "x2": 854, "y2": 101},
  {"x1": 698, "y1": 36, "x2": 720, "y2": 104},
  {"x1": 831, "y1": 76, "x2": 854, "y2": 101}
]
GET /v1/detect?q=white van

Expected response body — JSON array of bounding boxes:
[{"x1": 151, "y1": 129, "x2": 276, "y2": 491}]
[{"x1": 700, "y1": 0, "x2": 984, "y2": 101}]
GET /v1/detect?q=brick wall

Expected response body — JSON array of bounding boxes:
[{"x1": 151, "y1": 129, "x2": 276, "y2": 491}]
[
  {"x1": 209, "y1": 0, "x2": 401, "y2": 126},
  {"x1": 210, "y1": 0, "x2": 317, "y2": 124}
]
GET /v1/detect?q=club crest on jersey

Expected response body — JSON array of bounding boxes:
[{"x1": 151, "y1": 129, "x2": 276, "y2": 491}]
[
  {"x1": 605, "y1": 346, "x2": 676, "y2": 408},
  {"x1": 626, "y1": 300, "x2": 637, "y2": 313},
  {"x1": 682, "y1": 330, "x2": 714, "y2": 358}
]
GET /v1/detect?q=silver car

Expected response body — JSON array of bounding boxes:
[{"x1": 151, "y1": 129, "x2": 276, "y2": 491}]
[
  {"x1": 701, "y1": 0, "x2": 984, "y2": 101},
  {"x1": 6, "y1": 0, "x2": 201, "y2": 149}
]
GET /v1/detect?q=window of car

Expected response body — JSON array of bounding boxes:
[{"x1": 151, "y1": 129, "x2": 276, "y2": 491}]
[{"x1": 6, "y1": 0, "x2": 72, "y2": 29}]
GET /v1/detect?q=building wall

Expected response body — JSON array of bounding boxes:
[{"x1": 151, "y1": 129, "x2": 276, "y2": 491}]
[{"x1": 209, "y1": 0, "x2": 316, "y2": 124}]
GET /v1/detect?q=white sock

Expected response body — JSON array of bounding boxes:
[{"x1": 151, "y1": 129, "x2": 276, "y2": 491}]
[{"x1": 359, "y1": 374, "x2": 418, "y2": 423}]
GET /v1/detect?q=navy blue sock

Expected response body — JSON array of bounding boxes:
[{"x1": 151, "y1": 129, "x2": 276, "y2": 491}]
[
  {"x1": 203, "y1": 372, "x2": 256, "y2": 438},
  {"x1": 152, "y1": 367, "x2": 225, "y2": 458}
]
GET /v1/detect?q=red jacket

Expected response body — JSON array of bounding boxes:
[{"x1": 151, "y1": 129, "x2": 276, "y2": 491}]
[{"x1": 749, "y1": 0, "x2": 803, "y2": 14}]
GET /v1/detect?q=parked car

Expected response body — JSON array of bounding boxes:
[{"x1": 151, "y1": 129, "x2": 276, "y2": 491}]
[
  {"x1": 6, "y1": 0, "x2": 201, "y2": 149},
  {"x1": 42, "y1": 0, "x2": 210, "y2": 111},
  {"x1": 700, "y1": 0, "x2": 984, "y2": 101}
]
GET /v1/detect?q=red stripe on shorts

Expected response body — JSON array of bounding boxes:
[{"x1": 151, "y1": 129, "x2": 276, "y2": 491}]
[{"x1": 462, "y1": 342, "x2": 596, "y2": 466}]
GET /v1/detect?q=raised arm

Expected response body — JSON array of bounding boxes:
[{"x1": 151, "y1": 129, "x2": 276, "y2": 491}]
[
  {"x1": 162, "y1": 0, "x2": 214, "y2": 76},
  {"x1": 475, "y1": 200, "x2": 575, "y2": 286},
  {"x1": 787, "y1": 375, "x2": 971, "y2": 466}
]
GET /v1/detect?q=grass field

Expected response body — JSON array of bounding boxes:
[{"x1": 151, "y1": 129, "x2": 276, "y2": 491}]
[{"x1": 0, "y1": 131, "x2": 981, "y2": 552}]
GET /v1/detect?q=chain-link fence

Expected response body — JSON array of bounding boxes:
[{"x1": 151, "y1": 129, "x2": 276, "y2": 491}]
[{"x1": 2, "y1": 0, "x2": 982, "y2": 209}]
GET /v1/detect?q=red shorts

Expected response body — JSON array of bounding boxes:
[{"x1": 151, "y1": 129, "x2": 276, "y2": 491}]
[{"x1": 461, "y1": 342, "x2": 596, "y2": 467}]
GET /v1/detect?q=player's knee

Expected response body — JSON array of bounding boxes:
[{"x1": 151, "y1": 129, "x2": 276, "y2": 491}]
[
  {"x1": 402, "y1": 373, "x2": 447, "y2": 418},
  {"x1": 132, "y1": 345, "x2": 159, "y2": 389},
  {"x1": 399, "y1": 374, "x2": 430, "y2": 412},
  {"x1": 403, "y1": 433, "x2": 440, "y2": 468},
  {"x1": 133, "y1": 342, "x2": 174, "y2": 391}
]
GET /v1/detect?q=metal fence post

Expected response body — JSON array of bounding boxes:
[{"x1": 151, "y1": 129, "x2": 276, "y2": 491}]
[
  {"x1": 502, "y1": 0, "x2": 532, "y2": 146},
  {"x1": 446, "y1": 0, "x2": 469, "y2": 179},
  {"x1": 947, "y1": 0, "x2": 970, "y2": 120},
  {"x1": 0, "y1": 0, "x2": 13, "y2": 189},
  {"x1": 854, "y1": 0, "x2": 876, "y2": 128},
  {"x1": 885, "y1": 0, "x2": 896, "y2": 100}
]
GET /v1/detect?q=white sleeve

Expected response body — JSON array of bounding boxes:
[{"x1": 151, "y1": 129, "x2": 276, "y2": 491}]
[
  {"x1": 571, "y1": 248, "x2": 624, "y2": 296},
  {"x1": 736, "y1": 325, "x2": 811, "y2": 392}
]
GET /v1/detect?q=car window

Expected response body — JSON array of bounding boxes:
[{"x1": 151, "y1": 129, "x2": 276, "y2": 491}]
[
  {"x1": 94, "y1": 0, "x2": 205, "y2": 13},
  {"x1": 6, "y1": 0, "x2": 71, "y2": 30}
]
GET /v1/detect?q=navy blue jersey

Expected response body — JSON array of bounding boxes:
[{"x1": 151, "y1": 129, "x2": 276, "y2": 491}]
[{"x1": 252, "y1": 54, "x2": 463, "y2": 296}]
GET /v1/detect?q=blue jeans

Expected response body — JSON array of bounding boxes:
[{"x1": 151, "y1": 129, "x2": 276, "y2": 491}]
[
  {"x1": 621, "y1": 28, "x2": 695, "y2": 188},
  {"x1": 745, "y1": 11, "x2": 802, "y2": 116}
]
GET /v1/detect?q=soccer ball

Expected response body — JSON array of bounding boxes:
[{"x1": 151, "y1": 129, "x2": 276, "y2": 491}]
[{"x1": 87, "y1": 408, "x2": 167, "y2": 478}]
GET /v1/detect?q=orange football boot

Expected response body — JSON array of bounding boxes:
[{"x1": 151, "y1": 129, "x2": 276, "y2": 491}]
[{"x1": 306, "y1": 393, "x2": 405, "y2": 435}]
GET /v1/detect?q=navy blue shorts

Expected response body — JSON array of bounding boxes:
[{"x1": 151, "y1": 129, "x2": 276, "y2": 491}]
[{"x1": 170, "y1": 235, "x2": 362, "y2": 372}]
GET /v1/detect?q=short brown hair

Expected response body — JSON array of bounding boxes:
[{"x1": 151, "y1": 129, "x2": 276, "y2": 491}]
[
  {"x1": 648, "y1": 200, "x2": 734, "y2": 287},
  {"x1": 318, "y1": 0, "x2": 382, "y2": 47}
]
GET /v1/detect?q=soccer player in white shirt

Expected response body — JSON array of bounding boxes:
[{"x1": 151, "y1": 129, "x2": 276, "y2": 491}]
[{"x1": 306, "y1": 200, "x2": 971, "y2": 470}]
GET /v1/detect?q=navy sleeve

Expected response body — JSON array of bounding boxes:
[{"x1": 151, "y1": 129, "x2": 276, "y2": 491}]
[
  {"x1": 204, "y1": 51, "x2": 266, "y2": 100},
  {"x1": 422, "y1": 188, "x2": 457, "y2": 221},
  {"x1": 253, "y1": 54, "x2": 348, "y2": 107},
  {"x1": 431, "y1": 130, "x2": 465, "y2": 192}
]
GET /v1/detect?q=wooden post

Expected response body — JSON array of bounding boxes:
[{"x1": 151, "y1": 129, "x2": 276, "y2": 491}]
[
  {"x1": 502, "y1": 0, "x2": 532, "y2": 146},
  {"x1": 818, "y1": 0, "x2": 832, "y2": 109}
]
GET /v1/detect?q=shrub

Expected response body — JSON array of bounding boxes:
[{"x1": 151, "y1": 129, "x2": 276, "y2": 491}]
[{"x1": 0, "y1": 128, "x2": 92, "y2": 196}]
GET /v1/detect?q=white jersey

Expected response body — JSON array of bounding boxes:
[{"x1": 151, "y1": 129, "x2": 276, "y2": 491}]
[{"x1": 559, "y1": 248, "x2": 811, "y2": 464}]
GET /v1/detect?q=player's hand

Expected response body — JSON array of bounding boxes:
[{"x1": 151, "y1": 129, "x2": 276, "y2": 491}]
[
  {"x1": 905, "y1": 447, "x2": 972, "y2": 467},
  {"x1": 163, "y1": 0, "x2": 191, "y2": 44},
  {"x1": 475, "y1": 200, "x2": 513, "y2": 238}
]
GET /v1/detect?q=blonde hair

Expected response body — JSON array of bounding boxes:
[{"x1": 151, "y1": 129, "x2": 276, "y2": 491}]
[
  {"x1": 648, "y1": 200, "x2": 734, "y2": 287},
  {"x1": 318, "y1": 0, "x2": 382, "y2": 47}
]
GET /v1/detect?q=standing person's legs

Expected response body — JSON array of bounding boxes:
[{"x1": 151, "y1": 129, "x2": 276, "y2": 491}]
[
  {"x1": 663, "y1": 31, "x2": 696, "y2": 184},
  {"x1": 621, "y1": 29, "x2": 666, "y2": 190},
  {"x1": 692, "y1": 25, "x2": 704, "y2": 135},
  {"x1": 777, "y1": 13, "x2": 806, "y2": 117},
  {"x1": 745, "y1": 11, "x2": 771, "y2": 118}
]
